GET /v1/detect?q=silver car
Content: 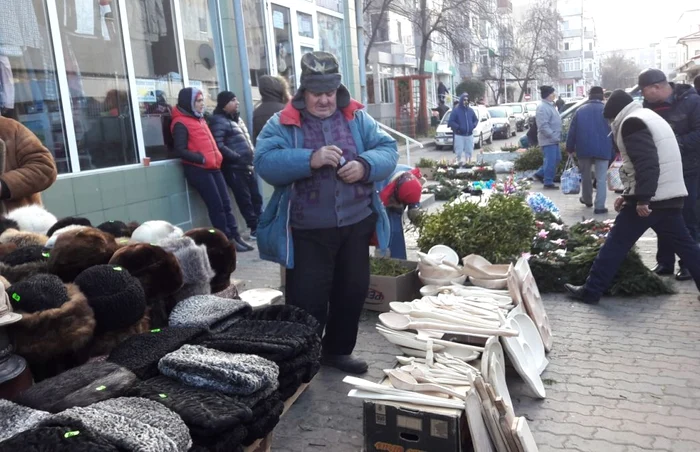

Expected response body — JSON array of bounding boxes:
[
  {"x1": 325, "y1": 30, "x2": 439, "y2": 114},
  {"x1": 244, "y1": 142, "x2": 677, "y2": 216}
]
[
  {"x1": 488, "y1": 107, "x2": 517, "y2": 139},
  {"x1": 501, "y1": 103, "x2": 527, "y2": 131}
]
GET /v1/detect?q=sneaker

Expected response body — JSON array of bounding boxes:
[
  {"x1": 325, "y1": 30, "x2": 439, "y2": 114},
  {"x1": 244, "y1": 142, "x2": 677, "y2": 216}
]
[
  {"x1": 232, "y1": 237, "x2": 254, "y2": 252},
  {"x1": 543, "y1": 184, "x2": 559, "y2": 190},
  {"x1": 579, "y1": 197, "x2": 593, "y2": 208},
  {"x1": 249, "y1": 229, "x2": 257, "y2": 241},
  {"x1": 321, "y1": 353, "x2": 368, "y2": 374},
  {"x1": 594, "y1": 208, "x2": 609, "y2": 214}
]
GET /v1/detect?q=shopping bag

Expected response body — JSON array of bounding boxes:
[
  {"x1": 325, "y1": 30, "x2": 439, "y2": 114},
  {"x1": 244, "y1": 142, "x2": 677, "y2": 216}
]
[
  {"x1": 561, "y1": 156, "x2": 581, "y2": 195},
  {"x1": 607, "y1": 159, "x2": 624, "y2": 192}
]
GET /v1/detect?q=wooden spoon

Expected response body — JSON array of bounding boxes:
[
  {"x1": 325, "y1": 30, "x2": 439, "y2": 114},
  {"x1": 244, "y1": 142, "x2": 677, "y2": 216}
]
[
  {"x1": 379, "y1": 312, "x2": 519, "y2": 337},
  {"x1": 385, "y1": 369, "x2": 468, "y2": 400}
]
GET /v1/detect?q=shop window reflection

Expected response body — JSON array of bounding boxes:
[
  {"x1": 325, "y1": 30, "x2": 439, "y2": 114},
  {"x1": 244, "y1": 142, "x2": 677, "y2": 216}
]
[
  {"x1": 243, "y1": 0, "x2": 269, "y2": 103},
  {"x1": 271, "y1": 5, "x2": 295, "y2": 90}
]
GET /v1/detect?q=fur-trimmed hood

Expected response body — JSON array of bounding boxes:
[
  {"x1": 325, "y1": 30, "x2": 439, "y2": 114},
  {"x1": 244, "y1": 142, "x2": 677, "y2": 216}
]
[
  {"x1": 4, "y1": 205, "x2": 57, "y2": 235},
  {"x1": 185, "y1": 228, "x2": 236, "y2": 293},
  {"x1": 0, "y1": 229, "x2": 48, "y2": 248}
]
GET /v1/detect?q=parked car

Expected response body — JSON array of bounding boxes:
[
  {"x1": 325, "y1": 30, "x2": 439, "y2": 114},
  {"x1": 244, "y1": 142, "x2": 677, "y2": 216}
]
[
  {"x1": 435, "y1": 105, "x2": 493, "y2": 150},
  {"x1": 488, "y1": 107, "x2": 517, "y2": 139},
  {"x1": 524, "y1": 101, "x2": 540, "y2": 117},
  {"x1": 501, "y1": 103, "x2": 527, "y2": 131}
]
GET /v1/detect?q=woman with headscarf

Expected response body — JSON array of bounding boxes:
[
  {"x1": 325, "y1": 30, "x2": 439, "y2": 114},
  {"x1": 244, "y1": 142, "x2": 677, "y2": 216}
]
[{"x1": 170, "y1": 87, "x2": 253, "y2": 252}]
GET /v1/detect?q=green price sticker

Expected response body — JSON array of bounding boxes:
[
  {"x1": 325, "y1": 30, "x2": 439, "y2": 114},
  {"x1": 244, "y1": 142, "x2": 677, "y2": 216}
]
[
  {"x1": 209, "y1": 229, "x2": 215, "y2": 233},
  {"x1": 64, "y1": 431, "x2": 80, "y2": 438},
  {"x1": 151, "y1": 328, "x2": 161, "y2": 333},
  {"x1": 159, "y1": 393, "x2": 168, "y2": 399},
  {"x1": 113, "y1": 266, "x2": 123, "y2": 271},
  {"x1": 11, "y1": 293, "x2": 19, "y2": 302},
  {"x1": 95, "y1": 385, "x2": 106, "y2": 391},
  {"x1": 42, "y1": 252, "x2": 50, "y2": 258}
]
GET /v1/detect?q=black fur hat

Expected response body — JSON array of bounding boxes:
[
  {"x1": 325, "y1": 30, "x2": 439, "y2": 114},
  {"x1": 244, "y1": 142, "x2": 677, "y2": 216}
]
[{"x1": 46, "y1": 217, "x2": 92, "y2": 239}]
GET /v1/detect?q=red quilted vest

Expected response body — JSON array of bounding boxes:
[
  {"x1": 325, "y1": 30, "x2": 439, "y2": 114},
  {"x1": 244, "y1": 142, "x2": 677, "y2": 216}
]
[{"x1": 171, "y1": 107, "x2": 222, "y2": 170}]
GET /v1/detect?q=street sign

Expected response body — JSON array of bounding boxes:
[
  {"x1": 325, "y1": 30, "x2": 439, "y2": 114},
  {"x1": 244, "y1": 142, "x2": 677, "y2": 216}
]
[{"x1": 524, "y1": 94, "x2": 531, "y2": 100}]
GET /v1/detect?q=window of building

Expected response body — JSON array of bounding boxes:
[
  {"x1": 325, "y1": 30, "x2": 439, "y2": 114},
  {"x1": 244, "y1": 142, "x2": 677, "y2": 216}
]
[
  {"x1": 559, "y1": 58, "x2": 581, "y2": 73},
  {"x1": 56, "y1": 0, "x2": 138, "y2": 171},
  {"x1": 270, "y1": 5, "x2": 295, "y2": 90},
  {"x1": 371, "y1": 14, "x2": 389, "y2": 42},
  {"x1": 242, "y1": 0, "x2": 269, "y2": 102},
  {"x1": 318, "y1": 13, "x2": 345, "y2": 80},
  {"x1": 397, "y1": 21, "x2": 402, "y2": 43},
  {"x1": 588, "y1": 42, "x2": 593, "y2": 51},
  {"x1": 0, "y1": 0, "x2": 71, "y2": 173},
  {"x1": 315, "y1": 0, "x2": 342, "y2": 13},
  {"x1": 379, "y1": 65, "x2": 393, "y2": 104},
  {"x1": 297, "y1": 12, "x2": 314, "y2": 39},
  {"x1": 564, "y1": 42, "x2": 570, "y2": 51},
  {"x1": 126, "y1": 0, "x2": 183, "y2": 162}
]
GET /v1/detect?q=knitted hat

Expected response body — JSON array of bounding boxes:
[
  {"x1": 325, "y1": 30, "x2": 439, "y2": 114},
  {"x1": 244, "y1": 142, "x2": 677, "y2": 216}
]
[
  {"x1": 216, "y1": 91, "x2": 237, "y2": 111},
  {"x1": 48, "y1": 228, "x2": 118, "y2": 282},
  {"x1": 540, "y1": 85, "x2": 555, "y2": 99},
  {"x1": 15, "y1": 361, "x2": 137, "y2": 413},
  {"x1": 0, "y1": 229, "x2": 48, "y2": 248},
  {"x1": 192, "y1": 423, "x2": 248, "y2": 452},
  {"x1": 7, "y1": 274, "x2": 69, "y2": 313},
  {"x1": 46, "y1": 217, "x2": 92, "y2": 239},
  {"x1": 603, "y1": 89, "x2": 634, "y2": 119},
  {"x1": 109, "y1": 244, "x2": 184, "y2": 299},
  {"x1": 107, "y1": 326, "x2": 204, "y2": 380},
  {"x1": 169, "y1": 295, "x2": 252, "y2": 332},
  {"x1": 0, "y1": 399, "x2": 50, "y2": 442},
  {"x1": 97, "y1": 220, "x2": 138, "y2": 238},
  {"x1": 589, "y1": 86, "x2": 605, "y2": 97},
  {"x1": 158, "y1": 344, "x2": 279, "y2": 396},
  {"x1": 246, "y1": 304, "x2": 321, "y2": 331},
  {"x1": 44, "y1": 225, "x2": 89, "y2": 249},
  {"x1": 159, "y1": 236, "x2": 215, "y2": 300},
  {"x1": 131, "y1": 221, "x2": 183, "y2": 244},
  {"x1": 74, "y1": 265, "x2": 146, "y2": 333},
  {"x1": 5, "y1": 205, "x2": 57, "y2": 235},
  {"x1": 130, "y1": 375, "x2": 253, "y2": 438},
  {"x1": 242, "y1": 394, "x2": 284, "y2": 445},
  {"x1": 0, "y1": 424, "x2": 119, "y2": 451},
  {"x1": 0, "y1": 218, "x2": 19, "y2": 236},
  {"x1": 185, "y1": 228, "x2": 237, "y2": 293}
]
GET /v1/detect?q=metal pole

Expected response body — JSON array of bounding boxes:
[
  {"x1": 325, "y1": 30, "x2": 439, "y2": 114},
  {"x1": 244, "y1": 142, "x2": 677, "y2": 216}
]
[
  {"x1": 406, "y1": 139, "x2": 411, "y2": 166},
  {"x1": 233, "y1": 0, "x2": 254, "y2": 130},
  {"x1": 355, "y1": 0, "x2": 368, "y2": 104}
]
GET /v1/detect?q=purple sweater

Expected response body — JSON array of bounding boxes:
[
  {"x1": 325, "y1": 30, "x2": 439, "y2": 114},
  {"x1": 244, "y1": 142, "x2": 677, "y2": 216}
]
[{"x1": 290, "y1": 110, "x2": 373, "y2": 229}]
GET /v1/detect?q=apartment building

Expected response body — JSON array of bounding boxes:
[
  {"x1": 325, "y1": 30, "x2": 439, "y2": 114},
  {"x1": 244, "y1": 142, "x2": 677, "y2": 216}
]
[{"x1": 556, "y1": 0, "x2": 599, "y2": 98}]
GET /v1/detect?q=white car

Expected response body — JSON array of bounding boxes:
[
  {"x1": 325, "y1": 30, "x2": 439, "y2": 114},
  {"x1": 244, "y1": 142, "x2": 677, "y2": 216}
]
[{"x1": 435, "y1": 105, "x2": 493, "y2": 150}]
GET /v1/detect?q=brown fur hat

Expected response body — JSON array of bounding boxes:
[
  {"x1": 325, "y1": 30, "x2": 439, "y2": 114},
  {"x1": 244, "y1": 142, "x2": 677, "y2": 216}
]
[
  {"x1": 108, "y1": 244, "x2": 184, "y2": 300},
  {"x1": 0, "y1": 243, "x2": 17, "y2": 259},
  {"x1": 48, "y1": 228, "x2": 118, "y2": 282},
  {"x1": 0, "y1": 229, "x2": 48, "y2": 248},
  {"x1": 185, "y1": 228, "x2": 236, "y2": 293}
]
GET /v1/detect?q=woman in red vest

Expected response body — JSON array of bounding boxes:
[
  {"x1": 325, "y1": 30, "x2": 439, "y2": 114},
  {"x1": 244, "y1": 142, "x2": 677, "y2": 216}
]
[{"x1": 171, "y1": 87, "x2": 254, "y2": 251}]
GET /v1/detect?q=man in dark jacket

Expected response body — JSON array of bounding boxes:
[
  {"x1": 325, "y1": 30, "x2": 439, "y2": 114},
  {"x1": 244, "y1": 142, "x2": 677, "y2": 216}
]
[
  {"x1": 695, "y1": 75, "x2": 700, "y2": 93},
  {"x1": 447, "y1": 93, "x2": 477, "y2": 166},
  {"x1": 252, "y1": 75, "x2": 290, "y2": 145},
  {"x1": 639, "y1": 68, "x2": 700, "y2": 281},
  {"x1": 209, "y1": 91, "x2": 263, "y2": 241},
  {"x1": 566, "y1": 86, "x2": 614, "y2": 214}
]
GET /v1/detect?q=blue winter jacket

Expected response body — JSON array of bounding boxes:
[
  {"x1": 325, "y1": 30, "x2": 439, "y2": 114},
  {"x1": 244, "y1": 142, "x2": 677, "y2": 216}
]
[
  {"x1": 448, "y1": 94, "x2": 478, "y2": 136},
  {"x1": 565, "y1": 99, "x2": 614, "y2": 160},
  {"x1": 254, "y1": 100, "x2": 399, "y2": 268}
]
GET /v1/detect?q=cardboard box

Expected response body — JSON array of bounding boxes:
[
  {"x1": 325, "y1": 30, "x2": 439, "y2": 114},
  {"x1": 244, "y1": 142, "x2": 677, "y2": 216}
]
[
  {"x1": 365, "y1": 259, "x2": 421, "y2": 312},
  {"x1": 363, "y1": 400, "x2": 468, "y2": 452}
]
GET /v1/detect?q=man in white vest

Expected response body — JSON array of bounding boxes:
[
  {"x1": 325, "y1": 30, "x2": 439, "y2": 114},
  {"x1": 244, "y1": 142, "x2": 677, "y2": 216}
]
[{"x1": 565, "y1": 90, "x2": 700, "y2": 303}]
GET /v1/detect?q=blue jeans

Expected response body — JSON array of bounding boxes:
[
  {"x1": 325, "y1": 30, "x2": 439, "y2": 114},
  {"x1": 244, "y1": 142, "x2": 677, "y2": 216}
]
[
  {"x1": 583, "y1": 204, "x2": 700, "y2": 300},
  {"x1": 183, "y1": 165, "x2": 239, "y2": 239},
  {"x1": 387, "y1": 209, "x2": 407, "y2": 260},
  {"x1": 535, "y1": 144, "x2": 561, "y2": 185},
  {"x1": 453, "y1": 134, "x2": 474, "y2": 163},
  {"x1": 657, "y1": 171, "x2": 700, "y2": 269}
]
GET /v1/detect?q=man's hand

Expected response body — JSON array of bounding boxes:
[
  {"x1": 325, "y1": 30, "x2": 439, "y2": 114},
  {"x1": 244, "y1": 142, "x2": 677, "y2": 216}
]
[
  {"x1": 310, "y1": 145, "x2": 343, "y2": 169},
  {"x1": 614, "y1": 196, "x2": 626, "y2": 212},
  {"x1": 338, "y1": 160, "x2": 366, "y2": 184},
  {"x1": 636, "y1": 203, "x2": 652, "y2": 217}
]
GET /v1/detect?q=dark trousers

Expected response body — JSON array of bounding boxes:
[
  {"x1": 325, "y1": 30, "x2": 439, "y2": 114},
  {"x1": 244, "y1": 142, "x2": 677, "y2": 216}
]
[
  {"x1": 657, "y1": 172, "x2": 700, "y2": 268},
  {"x1": 585, "y1": 204, "x2": 700, "y2": 299},
  {"x1": 285, "y1": 214, "x2": 377, "y2": 355},
  {"x1": 183, "y1": 165, "x2": 239, "y2": 239},
  {"x1": 222, "y1": 167, "x2": 263, "y2": 230}
]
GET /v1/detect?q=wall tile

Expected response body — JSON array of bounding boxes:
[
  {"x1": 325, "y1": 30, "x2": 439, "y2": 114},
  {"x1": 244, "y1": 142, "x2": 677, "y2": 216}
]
[
  {"x1": 103, "y1": 206, "x2": 129, "y2": 222},
  {"x1": 42, "y1": 179, "x2": 77, "y2": 217},
  {"x1": 148, "y1": 197, "x2": 172, "y2": 222},
  {"x1": 169, "y1": 193, "x2": 190, "y2": 225},
  {"x1": 127, "y1": 201, "x2": 151, "y2": 223},
  {"x1": 99, "y1": 171, "x2": 127, "y2": 209},
  {"x1": 125, "y1": 168, "x2": 148, "y2": 204},
  {"x1": 146, "y1": 165, "x2": 170, "y2": 198},
  {"x1": 81, "y1": 210, "x2": 106, "y2": 225},
  {"x1": 72, "y1": 176, "x2": 102, "y2": 214}
]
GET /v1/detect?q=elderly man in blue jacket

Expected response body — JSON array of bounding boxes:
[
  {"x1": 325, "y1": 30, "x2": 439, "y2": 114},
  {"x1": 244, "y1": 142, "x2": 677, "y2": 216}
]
[
  {"x1": 254, "y1": 52, "x2": 398, "y2": 374},
  {"x1": 448, "y1": 93, "x2": 478, "y2": 166},
  {"x1": 566, "y1": 86, "x2": 614, "y2": 214}
]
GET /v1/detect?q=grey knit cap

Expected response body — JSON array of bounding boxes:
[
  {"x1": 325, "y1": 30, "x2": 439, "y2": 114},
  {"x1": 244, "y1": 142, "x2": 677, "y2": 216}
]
[
  {"x1": 158, "y1": 236, "x2": 215, "y2": 301},
  {"x1": 0, "y1": 399, "x2": 51, "y2": 442},
  {"x1": 50, "y1": 397, "x2": 191, "y2": 452},
  {"x1": 169, "y1": 295, "x2": 251, "y2": 332},
  {"x1": 158, "y1": 344, "x2": 279, "y2": 396}
]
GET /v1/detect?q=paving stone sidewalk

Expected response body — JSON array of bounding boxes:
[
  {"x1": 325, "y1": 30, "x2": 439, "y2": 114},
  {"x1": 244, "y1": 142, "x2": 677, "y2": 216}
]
[{"x1": 236, "y1": 157, "x2": 700, "y2": 451}]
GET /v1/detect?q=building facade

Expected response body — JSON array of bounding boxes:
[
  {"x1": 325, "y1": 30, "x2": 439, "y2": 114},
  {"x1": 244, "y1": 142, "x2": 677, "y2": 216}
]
[
  {"x1": 0, "y1": 0, "x2": 362, "y2": 229},
  {"x1": 556, "y1": 0, "x2": 599, "y2": 99}
]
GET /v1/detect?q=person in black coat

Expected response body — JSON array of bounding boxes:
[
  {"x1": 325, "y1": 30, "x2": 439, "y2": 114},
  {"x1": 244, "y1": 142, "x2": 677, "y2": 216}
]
[
  {"x1": 209, "y1": 91, "x2": 264, "y2": 240},
  {"x1": 252, "y1": 75, "x2": 290, "y2": 145}
]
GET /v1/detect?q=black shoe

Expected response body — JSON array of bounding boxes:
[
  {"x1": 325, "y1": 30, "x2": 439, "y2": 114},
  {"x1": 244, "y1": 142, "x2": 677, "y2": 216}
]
[
  {"x1": 579, "y1": 197, "x2": 593, "y2": 207},
  {"x1": 651, "y1": 264, "x2": 674, "y2": 276},
  {"x1": 676, "y1": 267, "x2": 692, "y2": 281},
  {"x1": 232, "y1": 237, "x2": 254, "y2": 252},
  {"x1": 543, "y1": 184, "x2": 559, "y2": 190},
  {"x1": 321, "y1": 353, "x2": 368, "y2": 374},
  {"x1": 594, "y1": 208, "x2": 609, "y2": 214},
  {"x1": 533, "y1": 174, "x2": 544, "y2": 182},
  {"x1": 564, "y1": 284, "x2": 599, "y2": 304}
]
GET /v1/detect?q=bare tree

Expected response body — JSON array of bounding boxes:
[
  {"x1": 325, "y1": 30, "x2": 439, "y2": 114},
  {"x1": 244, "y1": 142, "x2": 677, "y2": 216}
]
[
  {"x1": 478, "y1": 18, "x2": 515, "y2": 104},
  {"x1": 600, "y1": 53, "x2": 640, "y2": 90},
  {"x1": 507, "y1": 0, "x2": 560, "y2": 101},
  {"x1": 363, "y1": 0, "x2": 396, "y2": 65}
]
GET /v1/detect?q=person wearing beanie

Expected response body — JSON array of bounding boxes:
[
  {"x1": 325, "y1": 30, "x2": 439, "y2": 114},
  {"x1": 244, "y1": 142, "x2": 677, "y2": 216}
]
[
  {"x1": 565, "y1": 86, "x2": 614, "y2": 214},
  {"x1": 566, "y1": 89, "x2": 700, "y2": 304},
  {"x1": 533, "y1": 85, "x2": 562, "y2": 189},
  {"x1": 376, "y1": 165, "x2": 424, "y2": 259},
  {"x1": 184, "y1": 228, "x2": 237, "y2": 293},
  {"x1": 637, "y1": 68, "x2": 700, "y2": 281},
  {"x1": 209, "y1": 91, "x2": 261, "y2": 248},
  {"x1": 171, "y1": 87, "x2": 247, "y2": 250},
  {"x1": 254, "y1": 51, "x2": 398, "y2": 374}
]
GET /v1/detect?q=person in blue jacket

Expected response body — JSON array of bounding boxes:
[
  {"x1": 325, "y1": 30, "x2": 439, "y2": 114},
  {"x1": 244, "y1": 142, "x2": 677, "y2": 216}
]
[
  {"x1": 565, "y1": 86, "x2": 614, "y2": 214},
  {"x1": 254, "y1": 52, "x2": 398, "y2": 374},
  {"x1": 448, "y1": 93, "x2": 478, "y2": 166}
]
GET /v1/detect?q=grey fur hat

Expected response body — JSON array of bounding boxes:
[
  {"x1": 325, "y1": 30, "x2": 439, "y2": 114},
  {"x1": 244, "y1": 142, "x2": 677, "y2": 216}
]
[
  {"x1": 50, "y1": 397, "x2": 191, "y2": 452},
  {"x1": 169, "y1": 295, "x2": 251, "y2": 332},
  {"x1": 0, "y1": 399, "x2": 50, "y2": 442},
  {"x1": 158, "y1": 236, "x2": 215, "y2": 301},
  {"x1": 158, "y1": 344, "x2": 279, "y2": 396}
]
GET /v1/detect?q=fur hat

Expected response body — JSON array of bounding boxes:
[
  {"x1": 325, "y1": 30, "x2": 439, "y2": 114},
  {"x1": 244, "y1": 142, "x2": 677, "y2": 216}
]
[
  {"x1": 185, "y1": 228, "x2": 236, "y2": 293},
  {"x1": 0, "y1": 218, "x2": 19, "y2": 236},
  {"x1": 131, "y1": 221, "x2": 183, "y2": 244},
  {"x1": 0, "y1": 246, "x2": 49, "y2": 284},
  {"x1": 74, "y1": 265, "x2": 147, "y2": 333},
  {"x1": 159, "y1": 345, "x2": 279, "y2": 396},
  {"x1": 4, "y1": 205, "x2": 57, "y2": 235},
  {"x1": 107, "y1": 326, "x2": 204, "y2": 380},
  {"x1": 0, "y1": 399, "x2": 50, "y2": 442},
  {"x1": 0, "y1": 424, "x2": 119, "y2": 451},
  {"x1": 46, "y1": 217, "x2": 92, "y2": 239},
  {"x1": 246, "y1": 304, "x2": 321, "y2": 331},
  {"x1": 109, "y1": 244, "x2": 183, "y2": 299},
  {"x1": 0, "y1": 243, "x2": 17, "y2": 260},
  {"x1": 45, "y1": 225, "x2": 89, "y2": 249},
  {"x1": 169, "y1": 295, "x2": 251, "y2": 332},
  {"x1": 0, "y1": 246, "x2": 46, "y2": 267},
  {"x1": 0, "y1": 229, "x2": 48, "y2": 248},
  {"x1": 159, "y1": 236, "x2": 215, "y2": 300},
  {"x1": 213, "y1": 283, "x2": 240, "y2": 300},
  {"x1": 7, "y1": 274, "x2": 70, "y2": 313},
  {"x1": 97, "y1": 220, "x2": 139, "y2": 238},
  {"x1": 48, "y1": 228, "x2": 118, "y2": 282},
  {"x1": 15, "y1": 362, "x2": 137, "y2": 413},
  {"x1": 85, "y1": 316, "x2": 151, "y2": 359}
]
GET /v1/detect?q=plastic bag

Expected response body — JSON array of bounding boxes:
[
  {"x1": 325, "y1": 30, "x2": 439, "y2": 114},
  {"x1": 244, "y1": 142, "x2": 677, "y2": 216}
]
[
  {"x1": 607, "y1": 160, "x2": 624, "y2": 192},
  {"x1": 494, "y1": 160, "x2": 515, "y2": 174},
  {"x1": 561, "y1": 156, "x2": 581, "y2": 195}
]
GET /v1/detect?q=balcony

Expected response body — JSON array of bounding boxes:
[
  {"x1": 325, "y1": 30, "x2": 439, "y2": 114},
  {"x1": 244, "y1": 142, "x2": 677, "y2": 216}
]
[
  {"x1": 560, "y1": 70, "x2": 584, "y2": 80},
  {"x1": 561, "y1": 29, "x2": 582, "y2": 39},
  {"x1": 584, "y1": 51, "x2": 595, "y2": 59},
  {"x1": 560, "y1": 49, "x2": 582, "y2": 59},
  {"x1": 585, "y1": 71, "x2": 595, "y2": 80}
]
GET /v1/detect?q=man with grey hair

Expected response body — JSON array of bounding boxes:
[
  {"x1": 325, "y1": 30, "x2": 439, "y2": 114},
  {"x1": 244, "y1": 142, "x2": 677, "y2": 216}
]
[{"x1": 254, "y1": 52, "x2": 398, "y2": 374}]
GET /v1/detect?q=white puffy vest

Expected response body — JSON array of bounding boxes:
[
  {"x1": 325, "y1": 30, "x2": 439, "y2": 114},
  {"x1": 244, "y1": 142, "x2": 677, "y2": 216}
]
[{"x1": 612, "y1": 103, "x2": 687, "y2": 201}]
